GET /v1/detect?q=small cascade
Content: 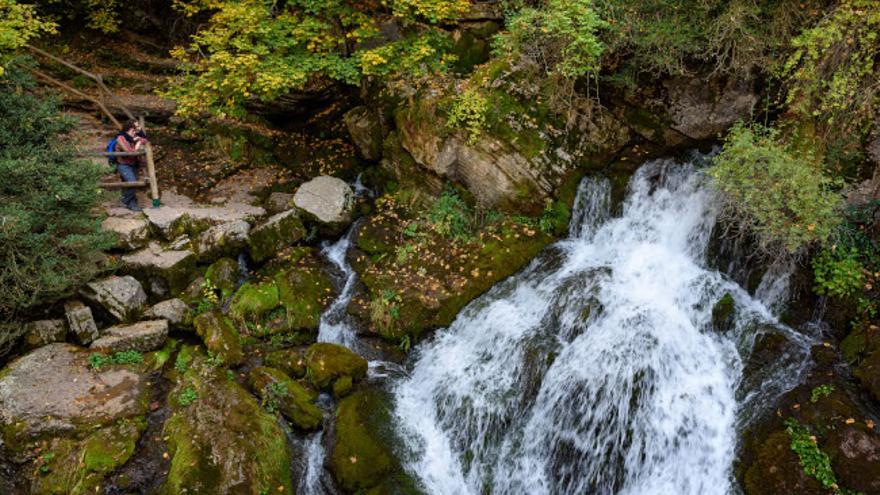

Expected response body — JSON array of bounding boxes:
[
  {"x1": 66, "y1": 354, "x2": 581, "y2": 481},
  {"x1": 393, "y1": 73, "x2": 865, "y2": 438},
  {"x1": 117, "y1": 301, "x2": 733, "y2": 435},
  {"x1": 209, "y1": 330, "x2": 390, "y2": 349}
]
[{"x1": 316, "y1": 229, "x2": 360, "y2": 348}]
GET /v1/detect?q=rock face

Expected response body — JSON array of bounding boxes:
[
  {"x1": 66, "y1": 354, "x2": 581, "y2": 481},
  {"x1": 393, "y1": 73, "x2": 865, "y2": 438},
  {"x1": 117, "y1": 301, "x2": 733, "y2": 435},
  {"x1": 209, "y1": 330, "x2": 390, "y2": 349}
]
[
  {"x1": 81, "y1": 275, "x2": 148, "y2": 322},
  {"x1": 121, "y1": 242, "x2": 198, "y2": 296},
  {"x1": 247, "y1": 366, "x2": 323, "y2": 431},
  {"x1": 144, "y1": 298, "x2": 192, "y2": 328},
  {"x1": 90, "y1": 320, "x2": 168, "y2": 352},
  {"x1": 22, "y1": 319, "x2": 67, "y2": 350},
  {"x1": 664, "y1": 76, "x2": 758, "y2": 141},
  {"x1": 0, "y1": 344, "x2": 150, "y2": 460},
  {"x1": 344, "y1": 106, "x2": 383, "y2": 160},
  {"x1": 247, "y1": 209, "x2": 306, "y2": 262},
  {"x1": 64, "y1": 300, "x2": 100, "y2": 345},
  {"x1": 162, "y1": 347, "x2": 293, "y2": 494},
  {"x1": 194, "y1": 219, "x2": 250, "y2": 262},
  {"x1": 293, "y1": 176, "x2": 355, "y2": 228},
  {"x1": 193, "y1": 310, "x2": 244, "y2": 366},
  {"x1": 101, "y1": 216, "x2": 150, "y2": 250}
]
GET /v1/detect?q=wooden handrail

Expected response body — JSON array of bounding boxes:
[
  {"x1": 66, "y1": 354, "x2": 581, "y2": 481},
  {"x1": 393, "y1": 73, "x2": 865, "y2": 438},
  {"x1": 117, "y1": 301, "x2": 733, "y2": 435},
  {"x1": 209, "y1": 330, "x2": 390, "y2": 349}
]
[
  {"x1": 78, "y1": 151, "x2": 147, "y2": 158},
  {"x1": 30, "y1": 68, "x2": 121, "y2": 128}
]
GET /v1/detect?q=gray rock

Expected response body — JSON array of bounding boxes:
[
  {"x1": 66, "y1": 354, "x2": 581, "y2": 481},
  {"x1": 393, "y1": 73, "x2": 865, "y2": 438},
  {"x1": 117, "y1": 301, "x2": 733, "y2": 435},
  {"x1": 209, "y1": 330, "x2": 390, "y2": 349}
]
[
  {"x1": 344, "y1": 106, "x2": 383, "y2": 160},
  {"x1": 121, "y1": 242, "x2": 197, "y2": 296},
  {"x1": 64, "y1": 300, "x2": 100, "y2": 345},
  {"x1": 144, "y1": 298, "x2": 192, "y2": 328},
  {"x1": 144, "y1": 201, "x2": 265, "y2": 241},
  {"x1": 22, "y1": 320, "x2": 67, "y2": 350},
  {"x1": 266, "y1": 192, "x2": 295, "y2": 214},
  {"x1": 0, "y1": 343, "x2": 150, "y2": 460},
  {"x1": 81, "y1": 275, "x2": 148, "y2": 322},
  {"x1": 247, "y1": 209, "x2": 306, "y2": 262},
  {"x1": 90, "y1": 320, "x2": 168, "y2": 352},
  {"x1": 293, "y1": 176, "x2": 355, "y2": 226},
  {"x1": 194, "y1": 220, "x2": 250, "y2": 262},
  {"x1": 101, "y1": 216, "x2": 150, "y2": 250},
  {"x1": 665, "y1": 76, "x2": 758, "y2": 141}
]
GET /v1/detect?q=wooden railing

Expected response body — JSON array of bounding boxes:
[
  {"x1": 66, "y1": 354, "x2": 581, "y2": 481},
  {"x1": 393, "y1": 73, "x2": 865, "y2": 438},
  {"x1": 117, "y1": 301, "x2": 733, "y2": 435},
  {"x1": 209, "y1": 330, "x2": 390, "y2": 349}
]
[{"x1": 25, "y1": 45, "x2": 161, "y2": 207}]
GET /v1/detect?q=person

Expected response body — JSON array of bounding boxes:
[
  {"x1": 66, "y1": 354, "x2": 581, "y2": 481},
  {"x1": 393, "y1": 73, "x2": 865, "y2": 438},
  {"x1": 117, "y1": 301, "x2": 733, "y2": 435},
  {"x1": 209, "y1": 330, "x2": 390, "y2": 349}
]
[{"x1": 113, "y1": 120, "x2": 148, "y2": 212}]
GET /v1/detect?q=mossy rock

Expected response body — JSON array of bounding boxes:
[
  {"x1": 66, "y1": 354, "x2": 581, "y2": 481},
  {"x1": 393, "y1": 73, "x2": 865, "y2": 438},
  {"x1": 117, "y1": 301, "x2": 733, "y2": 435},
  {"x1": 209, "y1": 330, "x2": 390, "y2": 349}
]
[
  {"x1": 264, "y1": 348, "x2": 307, "y2": 378},
  {"x1": 711, "y1": 293, "x2": 735, "y2": 332},
  {"x1": 29, "y1": 417, "x2": 146, "y2": 495},
  {"x1": 274, "y1": 261, "x2": 333, "y2": 331},
  {"x1": 205, "y1": 257, "x2": 240, "y2": 299},
  {"x1": 330, "y1": 389, "x2": 423, "y2": 494},
  {"x1": 855, "y1": 348, "x2": 880, "y2": 403},
  {"x1": 192, "y1": 309, "x2": 244, "y2": 366},
  {"x1": 247, "y1": 366, "x2": 323, "y2": 431},
  {"x1": 304, "y1": 343, "x2": 368, "y2": 390},
  {"x1": 743, "y1": 430, "x2": 825, "y2": 495},
  {"x1": 247, "y1": 210, "x2": 306, "y2": 263},
  {"x1": 230, "y1": 280, "x2": 280, "y2": 322},
  {"x1": 161, "y1": 347, "x2": 293, "y2": 494}
]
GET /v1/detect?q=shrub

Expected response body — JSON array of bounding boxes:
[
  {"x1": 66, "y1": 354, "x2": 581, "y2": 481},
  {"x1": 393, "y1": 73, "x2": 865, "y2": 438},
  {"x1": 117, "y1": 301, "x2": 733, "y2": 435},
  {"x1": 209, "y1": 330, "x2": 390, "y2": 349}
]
[
  {"x1": 0, "y1": 68, "x2": 112, "y2": 323},
  {"x1": 426, "y1": 187, "x2": 473, "y2": 239},
  {"x1": 0, "y1": 1, "x2": 55, "y2": 75},
  {"x1": 447, "y1": 87, "x2": 489, "y2": 144},
  {"x1": 708, "y1": 122, "x2": 841, "y2": 258}
]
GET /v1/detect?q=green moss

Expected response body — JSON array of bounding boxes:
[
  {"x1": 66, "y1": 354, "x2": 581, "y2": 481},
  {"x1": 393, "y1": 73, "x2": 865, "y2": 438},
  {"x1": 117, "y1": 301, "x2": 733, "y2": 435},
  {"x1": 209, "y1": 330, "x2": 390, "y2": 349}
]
[
  {"x1": 330, "y1": 390, "x2": 396, "y2": 492},
  {"x1": 247, "y1": 212, "x2": 306, "y2": 263},
  {"x1": 305, "y1": 343, "x2": 368, "y2": 390},
  {"x1": 248, "y1": 366, "x2": 323, "y2": 430},
  {"x1": 711, "y1": 293, "x2": 736, "y2": 331},
  {"x1": 230, "y1": 280, "x2": 280, "y2": 322},
  {"x1": 332, "y1": 375, "x2": 353, "y2": 399},
  {"x1": 205, "y1": 257, "x2": 240, "y2": 299},
  {"x1": 264, "y1": 348, "x2": 307, "y2": 378},
  {"x1": 275, "y1": 264, "x2": 332, "y2": 331},
  {"x1": 193, "y1": 309, "x2": 244, "y2": 366}
]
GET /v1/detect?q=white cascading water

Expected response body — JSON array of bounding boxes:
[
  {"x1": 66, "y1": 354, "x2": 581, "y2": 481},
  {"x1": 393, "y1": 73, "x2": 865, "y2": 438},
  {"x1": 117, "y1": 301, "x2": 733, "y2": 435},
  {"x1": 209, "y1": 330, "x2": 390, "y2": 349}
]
[
  {"x1": 316, "y1": 229, "x2": 359, "y2": 348},
  {"x1": 392, "y1": 157, "x2": 813, "y2": 495}
]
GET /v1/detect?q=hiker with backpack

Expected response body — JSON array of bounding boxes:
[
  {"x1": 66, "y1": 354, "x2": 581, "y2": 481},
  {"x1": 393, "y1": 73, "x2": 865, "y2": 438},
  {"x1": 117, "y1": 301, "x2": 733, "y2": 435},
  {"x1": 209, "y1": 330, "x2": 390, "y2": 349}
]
[{"x1": 109, "y1": 120, "x2": 148, "y2": 212}]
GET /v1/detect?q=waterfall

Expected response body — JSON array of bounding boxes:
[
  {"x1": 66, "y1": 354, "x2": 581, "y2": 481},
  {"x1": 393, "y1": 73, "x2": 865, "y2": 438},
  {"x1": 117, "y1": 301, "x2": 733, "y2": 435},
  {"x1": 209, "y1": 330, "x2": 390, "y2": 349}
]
[
  {"x1": 391, "y1": 157, "x2": 813, "y2": 495},
  {"x1": 317, "y1": 228, "x2": 359, "y2": 348}
]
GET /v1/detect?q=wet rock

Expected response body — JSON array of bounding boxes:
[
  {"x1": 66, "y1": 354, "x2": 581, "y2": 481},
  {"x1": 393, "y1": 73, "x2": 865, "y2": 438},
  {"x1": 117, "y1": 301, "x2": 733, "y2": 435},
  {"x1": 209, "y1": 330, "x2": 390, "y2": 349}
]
[
  {"x1": 81, "y1": 275, "x2": 148, "y2": 322},
  {"x1": 194, "y1": 219, "x2": 250, "y2": 262},
  {"x1": 247, "y1": 208, "x2": 306, "y2": 262},
  {"x1": 64, "y1": 300, "x2": 100, "y2": 345},
  {"x1": 264, "y1": 348, "x2": 307, "y2": 378},
  {"x1": 266, "y1": 192, "x2": 295, "y2": 214},
  {"x1": 247, "y1": 366, "x2": 323, "y2": 431},
  {"x1": 824, "y1": 425, "x2": 880, "y2": 493},
  {"x1": 344, "y1": 106, "x2": 383, "y2": 160},
  {"x1": 304, "y1": 343, "x2": 368, "y2": 391},
  {"x1": 120, "y1": 242, "x2": 198, "y2": 296},
  {"x1": 193, "y1": 309, "x2": 244, "y2": 366},
  {"x1": 90, "y1": 320, "x2": 168, "y2": 353},
  {"x1": 101, "y1": 216, "x2": 150, "y2": 250},
  {"x1": 293, "y1": 176, "x2": 355, "y2": 230},
  {"x1": 711, "y1": 292, "x2": 735, "y2": 332},
  {"x1": 811, "y1": 344, "x2": 838, "y2": 369},
  {"x1": 144, "y1": 298, "x2": 192, "y2": 328},
  {"x1": 205, "y1": 257, "x2": 240, "y2": 299},
  {"x1": 22, "y1": 319, "x2": 67, "y2": 350},
  {"x1": 0, "y1": 343, "x2": 150, "y2": 461},
  {"x1": 743, "y1": 430, "x2": 825, "y2": 495},
  {"x1": 162, "y1": 347, "x2": 293, "y2": 494}
]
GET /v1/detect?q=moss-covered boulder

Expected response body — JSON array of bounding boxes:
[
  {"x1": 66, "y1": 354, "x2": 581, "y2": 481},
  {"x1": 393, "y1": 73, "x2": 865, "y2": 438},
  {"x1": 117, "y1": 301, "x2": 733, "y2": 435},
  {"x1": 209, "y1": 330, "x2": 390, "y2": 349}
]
[
  {"x1": 205, "y1": 257, "x2": 240, "y2": 299},
  {"x1": 743, "y1": 430, "x2": 825, "y2": 495},
  {"x1": 264, "y1": 348, "x2": 307, "y2": 378},
  {"x1": 711, "y1": 293, "x2": 735, "y2": 332},
  {"x1": 329, "y1": 389, "x2": 423, "y2": 494},
  {"x1": 247, "y1": 366, "x2": 323, "y2": 431},
  {"x1": 161, "y1": 347, "x2": 293, "y2": 494},
  {"x1": 229, "y1": 280, "x2": 280, "y2": 322},
  {"x1": 247, "y1": 209, "x2": 306, "y2": 263},
  {"x1": 274, "y1": 256, "x2": 334, "y2": 331},
  {"x1": 192, "y1": 310, "x2": 244, "y2": 366},
  {"x1": 304, "y1": 343, "x2": 368, "y2": 391},
  {"x1": 29, "y1": 417, "x2": 146, "y2": 495}
]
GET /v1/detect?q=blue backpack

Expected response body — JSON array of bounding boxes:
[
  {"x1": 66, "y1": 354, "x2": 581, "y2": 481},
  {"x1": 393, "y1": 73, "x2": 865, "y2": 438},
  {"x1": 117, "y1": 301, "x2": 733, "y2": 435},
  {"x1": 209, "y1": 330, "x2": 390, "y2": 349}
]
[{"x1": 106, "y1": 137, "x2": 119, "y2": 166}]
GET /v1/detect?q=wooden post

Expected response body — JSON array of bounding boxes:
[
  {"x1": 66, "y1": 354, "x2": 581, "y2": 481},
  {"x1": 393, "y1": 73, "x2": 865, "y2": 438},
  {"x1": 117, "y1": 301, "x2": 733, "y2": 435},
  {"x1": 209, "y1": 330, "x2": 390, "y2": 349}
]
[{"x1": 144, "y1": 143, "x2": 160, "y2": 207}]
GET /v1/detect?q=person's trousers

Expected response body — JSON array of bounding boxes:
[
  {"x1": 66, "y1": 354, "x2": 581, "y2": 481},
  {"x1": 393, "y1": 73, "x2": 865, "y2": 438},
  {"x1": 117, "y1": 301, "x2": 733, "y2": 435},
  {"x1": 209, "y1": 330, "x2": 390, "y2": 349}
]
[{"x1": 117, "y1": 163, "x2": 140, "y2": 206}]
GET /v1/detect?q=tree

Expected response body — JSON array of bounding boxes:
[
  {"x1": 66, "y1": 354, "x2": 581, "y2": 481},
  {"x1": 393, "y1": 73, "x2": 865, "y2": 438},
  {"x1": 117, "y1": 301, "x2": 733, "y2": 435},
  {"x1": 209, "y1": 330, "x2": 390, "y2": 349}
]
[{"x1": 0, "y1": 0, "x2": 55, "y2": 75}]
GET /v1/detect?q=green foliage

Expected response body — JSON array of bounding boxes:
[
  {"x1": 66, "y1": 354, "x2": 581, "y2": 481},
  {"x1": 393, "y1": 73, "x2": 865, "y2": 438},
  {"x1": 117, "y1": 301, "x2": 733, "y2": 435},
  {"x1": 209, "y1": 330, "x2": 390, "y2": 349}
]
[
  {"x1": 192, "y1": 279, "x2": 220, "y2": 316},
  {"x1": 447, "y1": 87, "x2": 489, "y2": 144},
  {"x1": 166, "y1": 0, "x2": 467, "y2": 118},
  {"x1": 173, "y1": 352, "x2": 190, "y2": 374},
  {"x1": 709, "y1": 122, "x2": 841, "y2": 257},
  {"x1": 426, "y1": 188, "x2": 473, "y2": 239},
  {"x1": 0, "y1": 0, "x2": 55, "y2": 74},
  {"x1": 810, "y1": 384, "x2": 835, "y2": 403},
  {"x1": 813, "y1": 247, "x2": 864, "y2": 299},
  {"x1": 494, "y1": 0, "x2": 606, "y2": 79},
  {"x1": 88, "y1": 351, "x2": 144, "y2": 370},
  {"x1": 784, "y1": 417, "x2": 837, "y2": 489},
  {"x1": 813, "y1": 218, "x2": 879, "y2": 322},
  {"x1": 0, "y1": 68, "x2": 112, "y2": 322},
  {"x1": 261, "y1": 381, "x2": 287, "y2": 414},
  {"x1": 177, "y1": 386, "x2": 198, "y2": 407},
  {"x1": 538, "y1": 200, "x2": 570, "y2": 235}
]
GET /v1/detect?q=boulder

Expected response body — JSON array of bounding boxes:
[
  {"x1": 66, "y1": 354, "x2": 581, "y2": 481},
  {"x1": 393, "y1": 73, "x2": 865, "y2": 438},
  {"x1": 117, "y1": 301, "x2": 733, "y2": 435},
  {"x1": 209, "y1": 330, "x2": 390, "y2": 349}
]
[
  {"x1": 81, "y1": 275, "x2": 148, "y2": 322},
  {"x1": 194, "y1": 219, "x2": 250, "y2": 262},
  {"x1": 229, "y1": 280, "x2": 280, "y2": 322},
  {"x1": 0, "y1": 343, "x2": 150, "y2": 461},
  {"x1": 293, "y1": 176, "x2": 355, "y2": 230},
  {"x1": 101, "y1": 216, "x2": 150, "y2": 250},
  {"x1": 711, "y1": 293, "x2": 735, "y2": 332},
  {"x1": 64, "y1": 300, "x2": 100, "y2": 345},
  {"x1": 344, "y1": 106, "x2": 383, "y2": 160},
  {"x1": 143, "y1": 200, "x2": 265, "y2": 241},
  {"x1": 273, "y1": 253, "x2": 334, "y2": 332},
  {"x1": 193, "y1": 310, "x2": 244, "y2": 366},
  {"x1": 121, "y1": 242, "x2": 198, "y2": 296},
  {"x1": 743, "y1": 430, "x2": 825, "y2": 495},
  {"x1": 247, "y1": 209, "x2": 306, "y2": 262},
  {"x1": 664, "y1": 75, "x2": 758, "y2": 141},
  {"x1": 22, "y1": 319, "x2": 67, "y2": 350},
  {"x1": 204, "y1": 257, "x2": 240, "y2": 299},
  {"x1": 247, "y1": 366, "x2": 323, "y2": 431},
  {"x1": 264, "y1": 348, "x2": 307, "y2": 378},
  {"x1": 304, "y1": 342, "x2": 368, "y2": 391},
  {"x1": 90, "y1": 320, "x2": 168, "y2": 353},
  {"x1": 825, "y1": 425, "x2": 880, "y2": 494},
  {"x1": 266, "y1": 192, "x2": 295, "y2": 214},
  {"x1": 161, "y1": 347, "x2": 293, "y2": 494},
  {"x1": 144, "y1": 298, "x2": 192, "y2": 328}
]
